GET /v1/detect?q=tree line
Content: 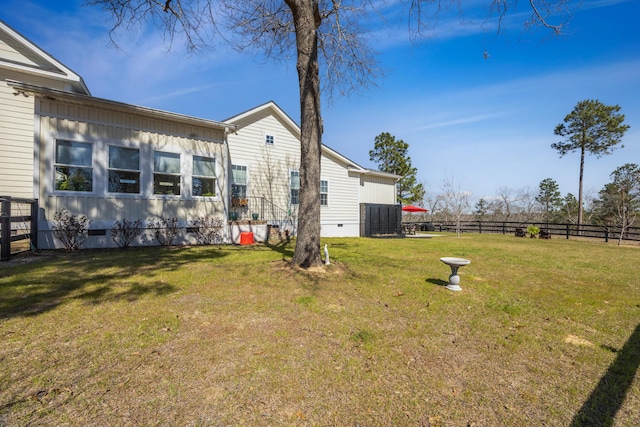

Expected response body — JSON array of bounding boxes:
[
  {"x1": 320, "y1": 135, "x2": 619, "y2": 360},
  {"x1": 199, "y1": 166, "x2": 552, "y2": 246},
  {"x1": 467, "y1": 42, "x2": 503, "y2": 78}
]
[
  {"x1": 397, "y1": 169, "x2": 639, "y2": 246},
  {"x1": 370, "y1": 99, "x2": 636, "y2": 242}
]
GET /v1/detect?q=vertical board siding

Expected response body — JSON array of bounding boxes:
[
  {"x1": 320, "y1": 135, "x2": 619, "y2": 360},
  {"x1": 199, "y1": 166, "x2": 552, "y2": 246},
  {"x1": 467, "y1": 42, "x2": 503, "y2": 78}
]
[{"x1": 36, "y1": 97, "x2": 228, "y2": 249}]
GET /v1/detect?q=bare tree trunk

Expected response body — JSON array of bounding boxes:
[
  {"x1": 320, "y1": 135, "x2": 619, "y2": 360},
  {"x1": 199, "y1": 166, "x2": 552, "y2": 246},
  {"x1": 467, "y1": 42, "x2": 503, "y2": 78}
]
[{"x1": 286, "y1": 0, "x2": 323, "y2": 267}]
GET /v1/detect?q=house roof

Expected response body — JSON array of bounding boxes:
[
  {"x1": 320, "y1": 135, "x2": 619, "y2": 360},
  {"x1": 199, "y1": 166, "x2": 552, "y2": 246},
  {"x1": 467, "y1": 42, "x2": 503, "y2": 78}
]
[
  {"x1": 0, "y1": 20, "x2": 90, "y2": 95},
  {"x1": 224, "y1": 101, "x2": 400, "y2": 181},
  {"x1": 7, "y1": 80, "x2": 237, "y2": 133}
]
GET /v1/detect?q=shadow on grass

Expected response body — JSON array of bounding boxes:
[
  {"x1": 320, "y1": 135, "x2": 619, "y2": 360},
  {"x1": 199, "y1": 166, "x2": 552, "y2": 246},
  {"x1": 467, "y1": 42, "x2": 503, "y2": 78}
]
[
  {"x1": 0, "y1": 246, "x2": 229, "y2": 320},
  {"x1": 570, "y1": 322, "x2": 640, "y2": 427},
  {"x1": 426, "y1": 278, "x2": 449, "y2": 288},
  {"x1": 264, "y1": 239, "x2": 294, "y2": 260}
]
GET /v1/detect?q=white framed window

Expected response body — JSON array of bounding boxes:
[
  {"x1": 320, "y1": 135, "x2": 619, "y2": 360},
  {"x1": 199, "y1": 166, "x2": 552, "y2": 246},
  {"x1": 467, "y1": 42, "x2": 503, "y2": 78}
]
[
  {"x1": 290, "y1": 170, "x2": 300, "y2": 205},
  {"x1": 108, "y1": 146, "x2": 140, "y2": 194},
  {"x1": 320, "y1": 180, "x2": 328, "y2": 206},
  {"x1": 231, "y1": 164, "x2": 247, "y2": 198},
  {"x1": 153, "y1": 151, "x2": 181, "y2": 195},
  {"x1": 54, "y1": 140, "x2": 93, "y2": 192},
  {"x1": 193, "y1": 156, "x2": 216, "y2": 197},
  {"x1": 265, "y1": 134, "x2": 275, "y2": 145}
]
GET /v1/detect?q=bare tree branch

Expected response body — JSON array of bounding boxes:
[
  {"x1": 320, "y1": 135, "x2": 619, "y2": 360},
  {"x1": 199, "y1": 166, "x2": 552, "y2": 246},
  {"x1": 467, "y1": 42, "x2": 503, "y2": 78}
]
[{"x1": 86, "y1": 0, "x2": 221, "y2": 50}]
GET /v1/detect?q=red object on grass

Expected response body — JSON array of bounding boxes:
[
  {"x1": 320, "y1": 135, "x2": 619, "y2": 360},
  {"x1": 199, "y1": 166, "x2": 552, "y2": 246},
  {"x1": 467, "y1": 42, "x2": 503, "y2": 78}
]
[{"x1": 240, "y1": 232, "x2": 254, "y2": 245}]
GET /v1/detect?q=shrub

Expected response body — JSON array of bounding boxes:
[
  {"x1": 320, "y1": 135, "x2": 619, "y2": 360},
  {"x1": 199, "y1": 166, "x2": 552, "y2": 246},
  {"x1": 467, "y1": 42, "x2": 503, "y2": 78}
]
[
  {"x1": 52, "y1": 209, "x2": 90, "y2": 251},
  {"x1": 189, "y1": 217, "x2": 224, "y2": 245},
  {"x1": 527, "y1": 225, "x2": 540, "y2": 238},
  {"x1": 148, "y1": 217, "x2": 180, "y2": 246},
  {"x1": 111, "y1": 219, "x2": 143, "y2": 248}
]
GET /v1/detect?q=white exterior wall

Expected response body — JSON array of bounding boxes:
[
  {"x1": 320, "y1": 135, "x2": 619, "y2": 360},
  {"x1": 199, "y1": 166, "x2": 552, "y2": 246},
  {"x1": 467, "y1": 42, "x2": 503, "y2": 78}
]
[
  {"x1": 318, "y1": 155, "x2": 361, "y2": 237},
  {"x1": 227, "y1": 105, "x2": 368, "y2": 237},
  {"x1": 360, "y1": 174, "x2": 398, "y2": 205},
  {"x1": 228, "y1": 108, "x2": 300, "y2": 216},
  {"x1": 1, "y1": 24, "x2": 88, "y2": 199},
  {"x1": 0, "y1": 78, "x2": 34, "y2": 198},
  {"x1": 35, "y1": 97, "x2": 228, "y2": 249}
]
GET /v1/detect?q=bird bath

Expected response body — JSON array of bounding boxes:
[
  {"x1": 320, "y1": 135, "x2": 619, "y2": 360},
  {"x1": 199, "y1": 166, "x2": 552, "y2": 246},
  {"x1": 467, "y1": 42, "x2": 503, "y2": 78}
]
[{"x1": 440, "y1": 257, "x2": 471, "y2": 291}]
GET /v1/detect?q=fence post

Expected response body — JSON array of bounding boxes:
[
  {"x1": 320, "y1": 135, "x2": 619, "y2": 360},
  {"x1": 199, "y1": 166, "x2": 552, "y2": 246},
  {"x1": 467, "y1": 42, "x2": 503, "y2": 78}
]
[
  {"x1": 605, "y1": 229, "x2": 609, "y2": 243},
  {"x1": 566, "y1": 224, "x2": 570, "y2": 239},
  {"x1": 1, "y1": 197, "x2": 11, "y2": 261},
  {"x1": 502, "y1": 222, "x2": 506, "y2": 235},
  {"x1": 478, "y1": 221, "x2": 482, "y2": 234},
  {"x1": 30, "y1": 199, "x2": 38, "y2": 250}
]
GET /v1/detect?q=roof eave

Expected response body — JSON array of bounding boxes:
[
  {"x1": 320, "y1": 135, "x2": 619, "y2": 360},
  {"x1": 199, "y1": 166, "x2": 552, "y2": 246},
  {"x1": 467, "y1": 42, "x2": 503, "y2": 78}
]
[{"x1": 7, "y1": 80, "x2": 237, "y2": 132}]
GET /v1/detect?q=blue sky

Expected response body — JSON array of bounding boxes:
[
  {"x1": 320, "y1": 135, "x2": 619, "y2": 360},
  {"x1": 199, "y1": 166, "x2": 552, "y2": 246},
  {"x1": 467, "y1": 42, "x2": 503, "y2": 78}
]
[{"x1": 2, "y1": 0, "x2": 638, "y2": 204}]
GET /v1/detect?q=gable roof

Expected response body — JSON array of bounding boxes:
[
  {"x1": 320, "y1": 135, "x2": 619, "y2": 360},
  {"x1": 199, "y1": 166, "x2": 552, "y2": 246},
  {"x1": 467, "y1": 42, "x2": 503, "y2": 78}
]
[
  {"x1": 224, "y1": 101, "x2": 400, "y2": 181},
  {"x1": 0, "y1": 20, "x2": 90, "y2": 95}
]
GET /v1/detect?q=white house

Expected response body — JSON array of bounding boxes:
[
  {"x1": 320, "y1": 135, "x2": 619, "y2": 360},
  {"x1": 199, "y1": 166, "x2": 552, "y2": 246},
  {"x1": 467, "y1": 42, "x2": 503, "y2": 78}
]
[
  {"x1": 0, "y1": 20, "x2": 399, "y2": 250},
  {"x1": 224, "y1": 102, "x2": 399, "y2": 238}
]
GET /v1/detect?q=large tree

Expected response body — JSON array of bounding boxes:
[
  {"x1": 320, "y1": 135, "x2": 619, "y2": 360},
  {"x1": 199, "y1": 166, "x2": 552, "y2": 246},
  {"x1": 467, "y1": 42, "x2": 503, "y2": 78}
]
[
  {"x1": 369, "y1": 132, "x2": 424, "y2": 205},
  {"x1": 90, "y1": 0, "x2": 573, "y2": 267},
  {"x1": 552, "y1": 99, "x2": 630, "y2": 230}
]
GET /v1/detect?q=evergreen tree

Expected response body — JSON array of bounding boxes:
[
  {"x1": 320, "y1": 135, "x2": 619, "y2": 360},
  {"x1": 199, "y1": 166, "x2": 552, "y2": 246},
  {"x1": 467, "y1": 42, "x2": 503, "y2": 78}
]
[
  {"x1": 369, "y1": 132, "x2": 424, "y2": 205},
  {"x1": 552, "y1": 99, "x2": 630, "y2": 229},
  {"x1": 474, "y1": 198, "x2": 489, "y2": 220},
  {"x1": 536, "y1": 178, "x2": 562, "y2": 223}
]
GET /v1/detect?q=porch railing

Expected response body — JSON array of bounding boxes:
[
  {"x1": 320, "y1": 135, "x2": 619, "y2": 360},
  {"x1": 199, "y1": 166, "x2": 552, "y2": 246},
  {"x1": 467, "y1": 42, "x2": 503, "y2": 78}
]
[{"x1": 230, "y1": 196, "x2": 297, "y2": 234}]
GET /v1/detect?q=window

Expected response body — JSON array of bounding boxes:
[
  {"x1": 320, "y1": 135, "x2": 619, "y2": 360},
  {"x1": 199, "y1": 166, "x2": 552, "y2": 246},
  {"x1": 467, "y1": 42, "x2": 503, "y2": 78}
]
[
  {"x1": 193, "y1": 156, "x2": 216, "y2": 197},
  {"x1": 290, "y1": 171, "x2": 300, "y2": 205},
  {"x1": 231, "y1": 164, "x2": 247, "y2": 198},
  {"x1": 54, "y1": 140, "x2": 93, "y2": 192},
  {"x1": 265, "y1": 134, "x2": 274, "y2": 145},
  {"x1": 153, "y1": 151, "x2": 181, "y2": 195},
  {"x1": 108, "y1": 146, "x2": 140, "y2": 194},
  {"x1": 320, "y1": 180, "x2": 328, "y2": 206}
]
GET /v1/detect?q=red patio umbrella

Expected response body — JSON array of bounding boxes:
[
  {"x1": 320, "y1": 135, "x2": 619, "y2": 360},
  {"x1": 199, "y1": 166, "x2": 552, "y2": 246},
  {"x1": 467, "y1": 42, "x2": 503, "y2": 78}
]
[{"x1": 402, "y1": 205, "x2": 429, "y2": 212}]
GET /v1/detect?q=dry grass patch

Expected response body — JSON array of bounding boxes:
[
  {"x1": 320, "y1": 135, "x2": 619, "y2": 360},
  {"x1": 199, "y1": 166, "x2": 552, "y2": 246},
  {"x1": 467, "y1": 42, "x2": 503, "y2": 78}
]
[{"x1": 1, "y1": 236, "x2": 639, "y2": 426}]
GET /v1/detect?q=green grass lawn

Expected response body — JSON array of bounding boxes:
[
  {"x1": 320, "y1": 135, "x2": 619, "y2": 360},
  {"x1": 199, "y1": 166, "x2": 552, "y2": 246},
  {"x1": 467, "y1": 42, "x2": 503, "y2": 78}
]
[{"x1": 1, "y1": 234, "x2": 639, "y2": 426}]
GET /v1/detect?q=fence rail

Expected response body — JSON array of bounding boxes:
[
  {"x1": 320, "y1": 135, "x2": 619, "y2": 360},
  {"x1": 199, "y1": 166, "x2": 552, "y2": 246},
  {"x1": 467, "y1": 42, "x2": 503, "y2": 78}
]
[
  {"x1": 0, "y1": 196, "x2": 38, "y2": 261},
  {"x1": 414, "y1": 220, "x2": 640, "y2": 243}
]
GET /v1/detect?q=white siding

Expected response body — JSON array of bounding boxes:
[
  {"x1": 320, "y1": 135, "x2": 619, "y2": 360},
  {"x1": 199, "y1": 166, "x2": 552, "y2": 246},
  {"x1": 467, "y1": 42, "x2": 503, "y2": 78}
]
[
  {"x1": 229, "y1": 103, "x2": 396, "y2": 237},
  {"x1": 227, "y1": 106, "x2": 368, "y2": 237},
  {"x1": 360, "y1": 174, "x2": 398, "y2": 205},
  {"x1": 319, "y1": 154, "x2": 361, "y2": 237},
  {"x1": 0, "y1": 79, "x2": 34, "y2": 198},
  {"x1": 0, "y1": 33, "x2": 39, "y2": 66},
  {"x1": 228, "y1": 109, "x2": 301, "y2": 216}
]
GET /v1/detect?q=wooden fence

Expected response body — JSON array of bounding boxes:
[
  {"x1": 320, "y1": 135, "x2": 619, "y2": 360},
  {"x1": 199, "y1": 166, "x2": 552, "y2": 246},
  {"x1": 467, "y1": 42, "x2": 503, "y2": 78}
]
[
  {"x1": 419, "y1": 220, "x2": 640, "y2": 243},
  {"x1": 0, "y1": 196, "x2": 38, "y2": 261}
]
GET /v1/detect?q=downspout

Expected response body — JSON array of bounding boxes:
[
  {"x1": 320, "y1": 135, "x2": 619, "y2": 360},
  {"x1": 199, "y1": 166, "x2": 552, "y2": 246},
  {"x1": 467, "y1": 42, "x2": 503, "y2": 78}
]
[{"x1": 222, "y1": 126, "x2": 233, "y2": 243}]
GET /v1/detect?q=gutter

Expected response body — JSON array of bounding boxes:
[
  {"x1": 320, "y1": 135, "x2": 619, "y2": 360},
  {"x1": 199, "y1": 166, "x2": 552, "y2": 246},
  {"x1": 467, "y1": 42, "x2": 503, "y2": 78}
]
[{"x1": 6, "y1": 79, "x2": 238, "y2": 132}]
